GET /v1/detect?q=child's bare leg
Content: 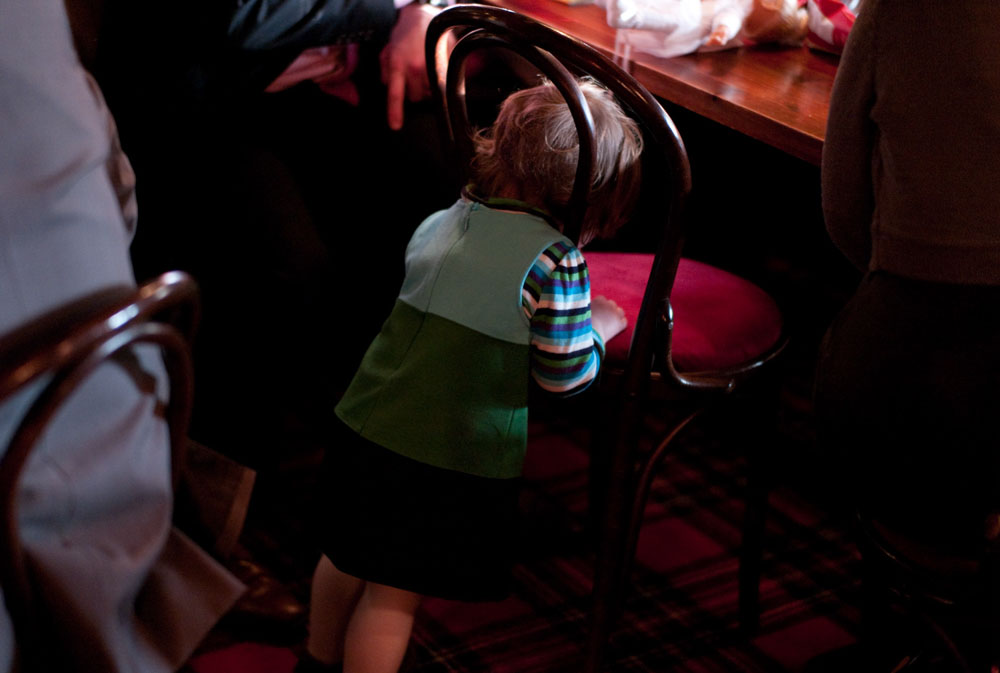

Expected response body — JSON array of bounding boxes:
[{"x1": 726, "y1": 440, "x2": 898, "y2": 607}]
[
  {"x1": 305, "y1": 555, "x2": 365, "y2": 665},
  {"x1": 343, "y1": 582, "x2": 421, "y2": 673}
]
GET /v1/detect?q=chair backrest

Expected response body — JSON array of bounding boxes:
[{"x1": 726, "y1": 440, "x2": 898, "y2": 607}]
[
  {"x1": 425, "y1": 4, "x2": 693, "y2": 394},
  {"x1": 0, "y1": 270, "x2": 199, "y2": 673}
]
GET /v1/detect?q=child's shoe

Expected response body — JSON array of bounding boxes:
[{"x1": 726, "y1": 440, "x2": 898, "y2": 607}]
[
  {"x1": 292, "y1": 652, "x2": 342, "y2": 673},
  {"x1": 292, "y1": 644, "x2": 417, "y2": 672}
]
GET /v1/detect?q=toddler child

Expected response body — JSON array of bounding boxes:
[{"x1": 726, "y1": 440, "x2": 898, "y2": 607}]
[{"x1": 296, "y1": 78, "x2": 644, "y2": 673}]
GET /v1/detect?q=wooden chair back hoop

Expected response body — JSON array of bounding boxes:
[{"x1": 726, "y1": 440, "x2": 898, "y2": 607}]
[
  {"x1": 0, "y1": 271, "x2": 198, "y2": 672},
  {"x1": 132, "y1": 269, "x2": 201, "y2": 346},
  {"x1": 426, "y1": 4, "x2": 694, "y2": 394},
  {"x1": 442, "y1": 28, "x2": 596, "y2": 244},
  {"x1": 0, "y1": 271, "x2": 199, "y2": 403},
  {"x1": 0, "y1": 322, "x2": 192, "y2": 672},
  {"x1": 0, "y1": 321, "x2": 192, "y2": 673}
]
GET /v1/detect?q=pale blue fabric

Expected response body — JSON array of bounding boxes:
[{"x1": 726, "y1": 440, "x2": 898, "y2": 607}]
[
  {"x1": 399, "y1": 199, "x2": 570, "y2": 345},
  {"x1": 0, "y1": 2, "x2": 242, "y2": 670}
]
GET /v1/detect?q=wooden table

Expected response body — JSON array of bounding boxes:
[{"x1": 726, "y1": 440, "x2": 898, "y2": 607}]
[{"x1": 482, "y1": 0, "x2": 840, "y2": 165}]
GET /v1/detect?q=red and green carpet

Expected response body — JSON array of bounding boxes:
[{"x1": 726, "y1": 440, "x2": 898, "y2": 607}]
[{"x1": 185, "y1": 394, "x2": 862, "y2": 673}]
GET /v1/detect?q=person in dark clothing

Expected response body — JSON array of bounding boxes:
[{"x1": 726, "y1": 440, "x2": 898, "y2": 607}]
[
  {"x1": 89, "y1": 0, "x2": 456, "y2": 478},
  {"x1": 815, "y1": 0, "x2": 1000, "y2": 551}
]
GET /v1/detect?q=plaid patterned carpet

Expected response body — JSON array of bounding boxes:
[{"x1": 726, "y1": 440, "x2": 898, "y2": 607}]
[{"x1": 186, "y1": 384, "x2": 864, "y2": 673}]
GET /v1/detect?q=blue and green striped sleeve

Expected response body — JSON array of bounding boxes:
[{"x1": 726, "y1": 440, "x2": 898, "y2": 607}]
[{"x1": 522, "y1": 241, "x2": 605, "y2": 395}]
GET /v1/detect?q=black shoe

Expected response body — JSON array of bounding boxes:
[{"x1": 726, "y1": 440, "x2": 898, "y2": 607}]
[
  {"x1": 218, "y1": 554, "x2": 307, "y2": 644},
  {"x1": 293, "y1": 652, "x2": 343, "y2": 673},
  {"x1": 292, "y1": 645, "x2": 417, "y2": 673}
]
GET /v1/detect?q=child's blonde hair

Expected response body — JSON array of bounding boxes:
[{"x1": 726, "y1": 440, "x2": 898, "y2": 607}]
[{"x1": 471, "y1": 79, "x2": 644, "y2": 244}]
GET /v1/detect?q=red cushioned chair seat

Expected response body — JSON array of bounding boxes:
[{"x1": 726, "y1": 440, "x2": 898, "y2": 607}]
[{"x1": 585, "y1": 252, "x2": 783, "y2": 372}]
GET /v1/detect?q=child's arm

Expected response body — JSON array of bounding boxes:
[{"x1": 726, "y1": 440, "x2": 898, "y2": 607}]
[{"x1": 524, "y1": 242, "x2": 615, "y2": 395}]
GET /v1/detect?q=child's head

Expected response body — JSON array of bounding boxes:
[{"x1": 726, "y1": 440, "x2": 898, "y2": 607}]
[{"x1": 472, "y1": 78, "x2": 643, "y2": 245}]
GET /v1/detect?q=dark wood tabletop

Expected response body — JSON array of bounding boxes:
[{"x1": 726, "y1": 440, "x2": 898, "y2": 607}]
[{"x1": 481, "y1": 0, "x2": 840, "y2": 165}]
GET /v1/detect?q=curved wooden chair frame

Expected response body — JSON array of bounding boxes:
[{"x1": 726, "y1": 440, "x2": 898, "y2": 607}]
[
  {"x1": 426, "y1": 7, "x2": 788, "y2": 671},
  {"x1": 854, "y1": 508, "x2": 1000, "y2": 672},
  {"x1": 0, "y1": 271, "x2": 199, "y2": 672}
]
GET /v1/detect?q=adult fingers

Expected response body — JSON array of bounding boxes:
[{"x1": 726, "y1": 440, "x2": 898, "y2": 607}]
[
  {"x1": 385, "y1": 60, "x2": 406, "y2": 131},
  {"x1": 406, "y1": 65, "x2": 430, "y2": 102}
]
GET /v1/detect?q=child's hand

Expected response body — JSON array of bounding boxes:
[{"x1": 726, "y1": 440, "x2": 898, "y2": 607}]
[{"x1": 591, "y1": 295, "x2": 628, "y2": 344}]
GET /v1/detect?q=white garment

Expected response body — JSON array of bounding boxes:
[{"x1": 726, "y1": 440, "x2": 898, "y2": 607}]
[
  {"x1": 601, "y1": 0, "x2": 725, "y2": 57},
  {"x1": 0, "y1": 0, "x2": 243, "y2": 670},
  {"x1": 600, "y1": 0, "x2": 806, "y2": 58}
]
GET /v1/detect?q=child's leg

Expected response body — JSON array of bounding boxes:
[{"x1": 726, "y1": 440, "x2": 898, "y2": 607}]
[
  {"x1": 305, "y1": 554, "x2": 365, "y2": 665},
  {"x1": 343, "y1": 581, "x2": 422, "y2": 673}
]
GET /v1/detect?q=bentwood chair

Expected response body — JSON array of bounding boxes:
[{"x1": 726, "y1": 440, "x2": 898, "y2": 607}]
[
  {"x1": 852, "y1": 507, "x2": 1000, "y2": 672},
  {"x1": 0, "y1": 271, "x2": 199, "y2": 673},
  {"x1": 426, "y1": 7, "x2": 787, "y2": 671}
]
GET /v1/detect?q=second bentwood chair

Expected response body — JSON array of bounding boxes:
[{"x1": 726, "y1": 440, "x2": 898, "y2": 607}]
[
  {"x1": 0, "y1": 271, "x2": 199, "y2": 673},
  {"x1": 851, "y1": 506, "x2": 1000, "y2": 671},
  {"x1": 425, "y1": 7, "x2": 788, "y2": 672}
]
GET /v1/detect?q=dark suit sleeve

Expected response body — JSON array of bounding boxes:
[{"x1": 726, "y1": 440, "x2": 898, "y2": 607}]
[
  {"x1": 97, "y1": 0, "x2": 397, "y2": 105},
  {"x1": 820, "y1": 0, "x2": 877, "y2": 272},
  {"x1": 223, "y1": 0, "x2": 398, "y2": 92},
  {"x1": 228, "y1": 0, "x2": 397, "y2": 51}
]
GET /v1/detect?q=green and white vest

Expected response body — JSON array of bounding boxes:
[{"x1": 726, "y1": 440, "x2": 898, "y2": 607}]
[{"x1": 335, "y1": 198, "x2": 570, "y2": 479}]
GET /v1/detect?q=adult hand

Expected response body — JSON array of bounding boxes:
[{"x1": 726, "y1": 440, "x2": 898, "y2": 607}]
[
  {"x1": 265, "y1": 45, "x2": 354, "y2": 93},
  {"x1": 380, "y1": 2, "x2": 438, "y2": 130},
  {"x1": 265, "y1": 44, "x2": 361, "y2": 105}
]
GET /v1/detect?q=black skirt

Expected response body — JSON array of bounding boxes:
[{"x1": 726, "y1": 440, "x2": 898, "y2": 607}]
[{"x1": 316, "y1": 417, "x2": 522, "y2": 601}]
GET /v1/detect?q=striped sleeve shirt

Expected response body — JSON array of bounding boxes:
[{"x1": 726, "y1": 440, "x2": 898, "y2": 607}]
[{"x1": 522, "y1": 240, "x2": 605, "y2": 395}]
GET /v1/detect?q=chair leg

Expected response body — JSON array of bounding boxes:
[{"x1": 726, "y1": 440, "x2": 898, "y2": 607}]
[
  {"x1": 585, "y1": 466, "x2": 631, "y2": 673},
  {"x1": 988, "y1": 548, "x2": 1000, "y2": 672},
  {"x1": 731, "y1": 376, "x2": 782, "y2": 635},
  {"x1": 585, "y1": 409, "x2": 701, "y2": 673},
  {"x1": 587, "y1": 413, "x2": 615, "y2": 548},
  {"x1": 585, "y1": 399, "x2": 644, "y2": 673},
  {"x1": 621, "y1": 411, "x2": 701, "y2": 598},
  {"x1": 858, "y1": 550, "x2": 904, "y2": 670},
  {"x1": 739, "y1": 444, "x2": 769, "y2": 634}
]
